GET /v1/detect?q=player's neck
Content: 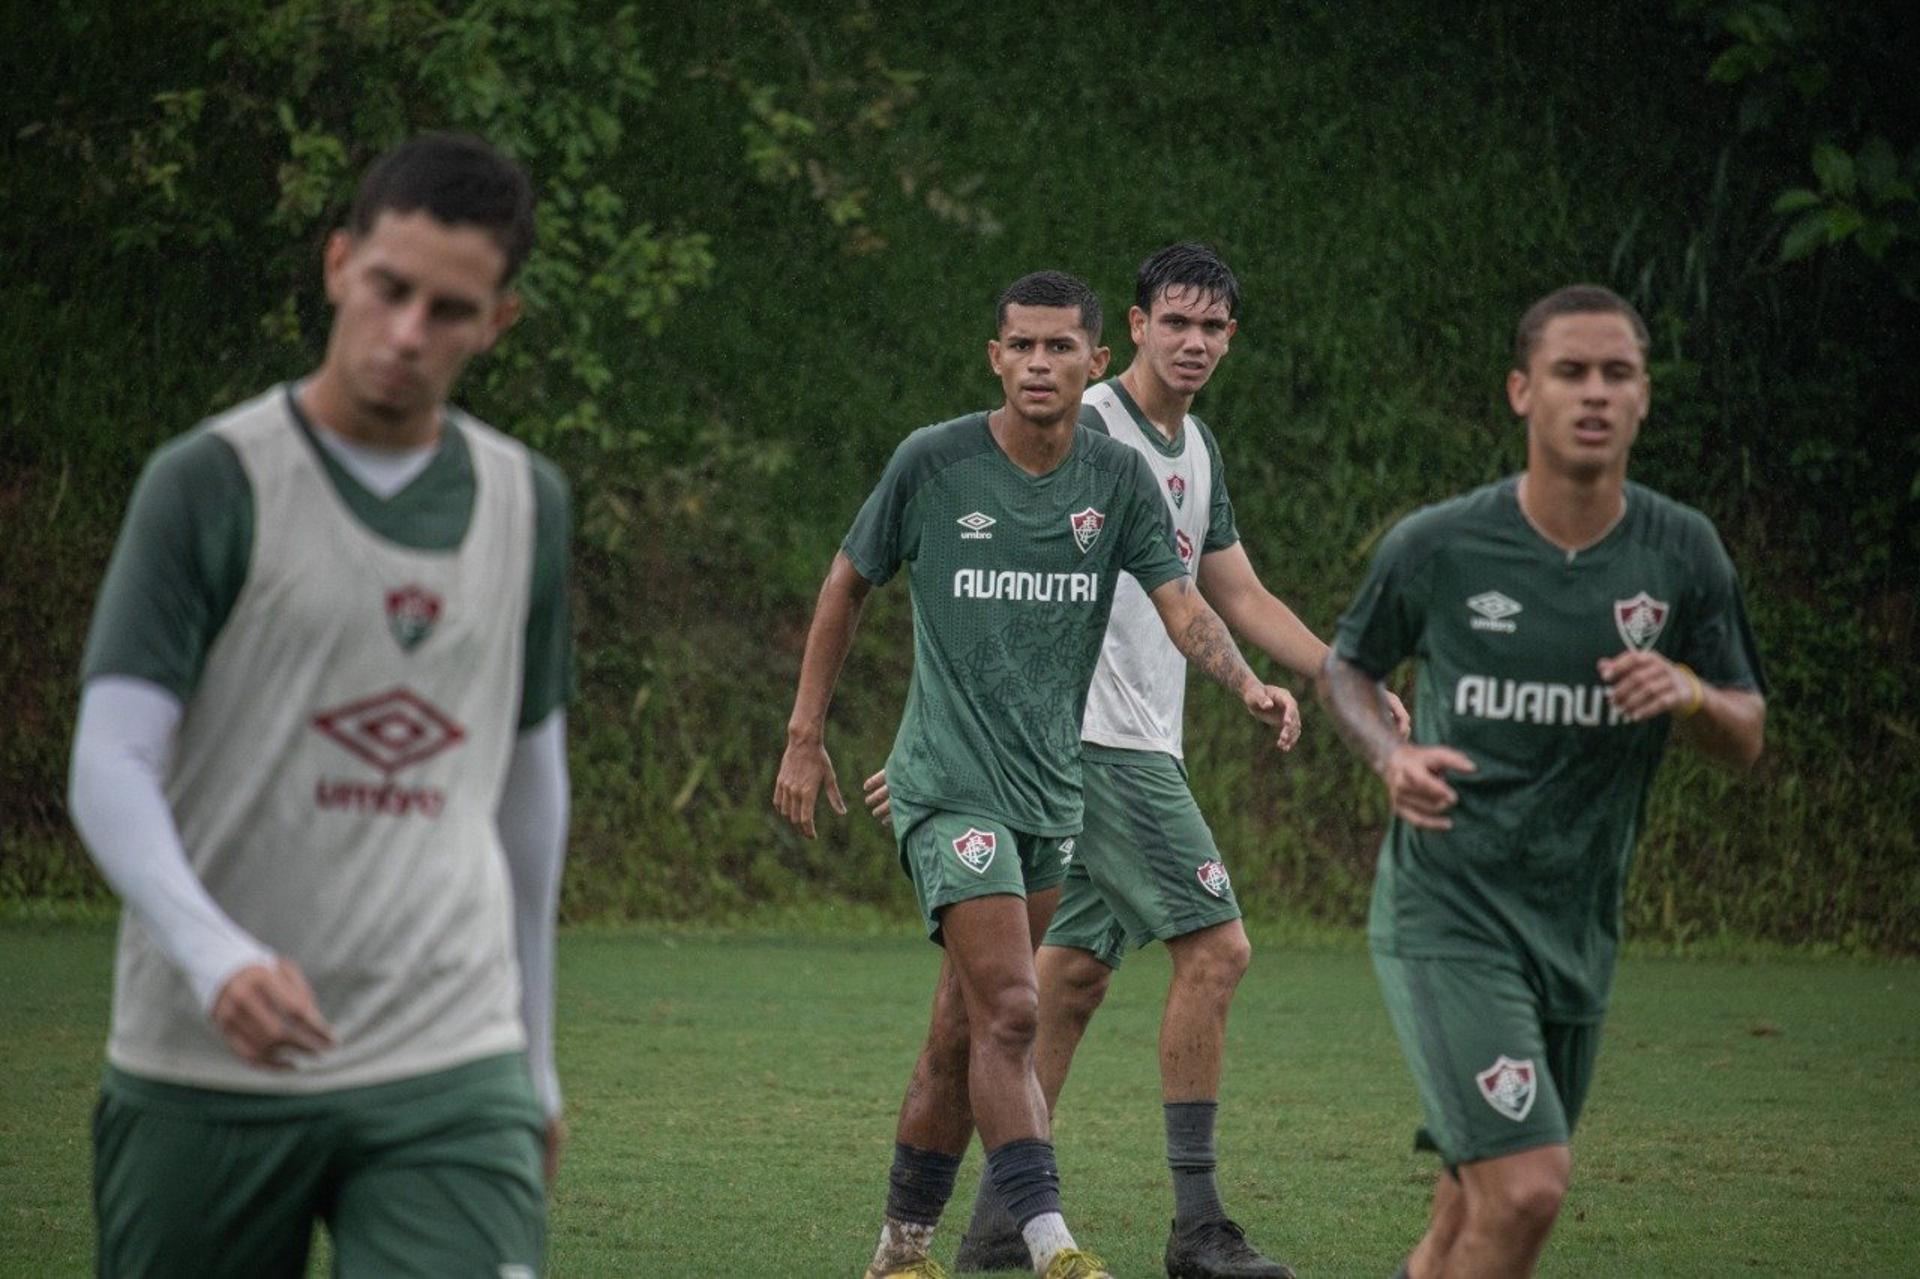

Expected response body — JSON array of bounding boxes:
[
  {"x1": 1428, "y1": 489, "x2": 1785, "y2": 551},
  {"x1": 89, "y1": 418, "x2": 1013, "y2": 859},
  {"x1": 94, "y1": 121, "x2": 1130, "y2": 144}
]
[
  {"x1": 1518, "y1": 466, "x2": 1627, "y2": 553},
  {"x1": 1118, "y1": 365, "x2": 1190, "y2": 443},
  {"x1": 299, "y1": 367, "x2": 443, "y2": 452},
  {"x1": 988, "y1": 404, "x2": 1077, "y2": 477}
]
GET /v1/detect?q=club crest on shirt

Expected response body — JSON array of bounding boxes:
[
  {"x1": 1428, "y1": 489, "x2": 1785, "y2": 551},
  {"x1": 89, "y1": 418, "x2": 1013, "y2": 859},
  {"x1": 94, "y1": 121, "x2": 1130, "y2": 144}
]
[
  {"x1": 1475, "y1": 1055, "x2": 1537, "y2": 1122},
  {"x1": 1196, "y1": 859, "x2": 1231, "y2": 898},
  {"x1": 1167, "y1": 474, "x2": 1187, "y2": 509},
  {"x1": 952, "y1": 828, "x2": 997, "y2": 874},
  {"x1": 1613, "y1": 592, "x2": 1671, "y2": 651},
  {"x1": 1069, "y1": 507, "x2": 1105, "y2": 554},
  {"x1": 1176, "y1": 529, "x2": 1194, "y2": 566},
  {"x1": 386, "y1": 584, "x2": 443, "y2": 652}
]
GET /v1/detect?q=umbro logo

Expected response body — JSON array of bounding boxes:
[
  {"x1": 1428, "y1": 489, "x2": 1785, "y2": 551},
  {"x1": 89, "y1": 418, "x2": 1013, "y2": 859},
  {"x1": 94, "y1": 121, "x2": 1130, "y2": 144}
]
[
  {"x1": 1467, "y1": 590, "x2": 1521, "y2": 634},
  {"x1": 957, "y1": 511, "x2": 996, "y2": 540}
]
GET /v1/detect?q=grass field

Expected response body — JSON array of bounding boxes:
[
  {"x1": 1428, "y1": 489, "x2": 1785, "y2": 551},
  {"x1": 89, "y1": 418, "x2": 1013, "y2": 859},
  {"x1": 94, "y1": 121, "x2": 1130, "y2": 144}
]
[{"x1": 3, "y1": 919, "x2": 1916, "y2": 1276}]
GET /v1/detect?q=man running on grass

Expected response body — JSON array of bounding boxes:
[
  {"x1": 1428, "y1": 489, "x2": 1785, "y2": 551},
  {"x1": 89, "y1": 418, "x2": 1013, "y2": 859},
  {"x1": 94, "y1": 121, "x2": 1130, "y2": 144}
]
[
  {"x1": 68, "y1": 133, "x2": 571, "y2": 1276},
  {"x1": 1317, "y1": 284, "x2": 1766, "y2": 1278},
  {"x1": 868, "y1": 243, "x2": 1409, "y2": 1279},
  {"x1": 774, "y1": 269, "x2": 1298, "y2": 1279}
]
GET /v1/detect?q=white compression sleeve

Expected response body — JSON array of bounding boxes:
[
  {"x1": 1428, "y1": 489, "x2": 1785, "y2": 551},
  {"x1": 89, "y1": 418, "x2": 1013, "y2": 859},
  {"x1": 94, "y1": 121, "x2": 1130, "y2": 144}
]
[
  {"x1": 497, "y1": 711, "x2": 569, "y2": 1119},
  {"x1": 68, "y1": 676, "x2": 274, "y2": 1012}
]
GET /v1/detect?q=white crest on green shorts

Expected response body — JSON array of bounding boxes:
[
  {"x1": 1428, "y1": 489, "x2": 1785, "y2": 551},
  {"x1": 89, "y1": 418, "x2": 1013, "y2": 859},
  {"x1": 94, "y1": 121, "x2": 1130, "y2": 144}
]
[
  {"x1": 1058, "y1": 837, "x2": 1075, "y2": 865},
  {"x1": 1475, "y1": 1055, "x2": 1537, "y2": 1122},
  {"x1": 952, "y1": 827, "x2": 997, "y2": 874}
]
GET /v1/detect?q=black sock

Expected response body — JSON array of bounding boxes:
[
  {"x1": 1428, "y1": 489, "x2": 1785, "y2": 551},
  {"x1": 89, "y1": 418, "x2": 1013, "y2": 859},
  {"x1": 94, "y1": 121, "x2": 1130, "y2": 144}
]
[
  {"x1": 886, "y1": 1141, "x2": 963, "y2": 1226},
  {"x1": 962, "y1": 1162, "x2": 1016, "y2": 1239},
  {"x1": 985, "y1": 1137, "x2": 1063, "y2": 1227},
  {"x1": 1166, "y1": 1100, "x2": 1226, "y2": 1225}
]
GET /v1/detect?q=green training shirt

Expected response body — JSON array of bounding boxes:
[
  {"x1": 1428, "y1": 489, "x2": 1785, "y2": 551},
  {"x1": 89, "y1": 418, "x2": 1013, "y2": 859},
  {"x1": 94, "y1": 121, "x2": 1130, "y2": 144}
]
[
  {"x1": 843, "y1": 411, "x2": 1187, "y2": 836},
  {"x1": 1334, "y1": 476, "x2": 1765, "y2": 1019},
  {"x1": 81, "y1": 385, "x2": 571, "y2": 730}
]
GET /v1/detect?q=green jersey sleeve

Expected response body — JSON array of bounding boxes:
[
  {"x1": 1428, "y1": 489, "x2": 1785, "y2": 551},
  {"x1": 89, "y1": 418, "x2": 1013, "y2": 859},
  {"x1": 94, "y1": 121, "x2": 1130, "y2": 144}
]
[
  {"x1": 1677, "y1": 515, "x2": 1767, "y2": 694},
  {"x1": 1334, "y1": 513, "x2": 1432, "y2": 679},
  {"x1": 1116, "y1": 448, "x2": 1186, "y2": 594},
  {"x1": 841, "y1": 434, "x2": 926, "y2": 586},
  {"x1": 1195, "y1": 418, "x2": 1239, "y2": 553},
  {"x1": 518, "y1": 453, "x2": 574, "y2": 730},
  {"x1": 80, "y1": 430, "x2": 253, "y2": 700}
]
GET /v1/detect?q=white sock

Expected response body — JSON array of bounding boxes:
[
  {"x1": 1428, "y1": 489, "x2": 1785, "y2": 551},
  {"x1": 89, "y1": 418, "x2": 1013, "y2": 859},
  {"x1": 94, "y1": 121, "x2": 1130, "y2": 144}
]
[
  {"x1": 1020, "y1": 1211, "x2": 1076, "y2": 1272},
  {"x1": 870, "y1": 1218, "x2": 935, "y2": 1273}
]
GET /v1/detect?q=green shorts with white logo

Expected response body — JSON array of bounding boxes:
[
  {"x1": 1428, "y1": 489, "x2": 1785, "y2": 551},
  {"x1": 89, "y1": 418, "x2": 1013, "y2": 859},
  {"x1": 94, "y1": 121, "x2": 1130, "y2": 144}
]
[
  {"x1": 1041, "y1": 747, "x2": 1242, "y2": 969},
  {"x1": 1371, "y1": 950, "x2": 1604, "y2": 1167},
  {"x1": 93, "y1": 1052, "x2": 546, "y2": 1278},
  {"x1": 893, "y1": 796, "x2": 1073, "y2": 944}
]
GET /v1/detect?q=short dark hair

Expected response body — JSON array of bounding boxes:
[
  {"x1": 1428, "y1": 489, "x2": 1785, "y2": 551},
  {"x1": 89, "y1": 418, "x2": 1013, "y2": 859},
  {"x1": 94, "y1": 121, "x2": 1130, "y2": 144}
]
[
  {"x1": 1513, "y1": 284, "x2": 1650, "y2": 371},
  {"x1": 348, "y1": 133, "x2": 536, "y2": 285},
  {"x1": 996, "y1": 270, "x2": 1103, "y2": 341},
  {"x1": 1135, "y1": 243, "x2": 1240, "y2": 318}
]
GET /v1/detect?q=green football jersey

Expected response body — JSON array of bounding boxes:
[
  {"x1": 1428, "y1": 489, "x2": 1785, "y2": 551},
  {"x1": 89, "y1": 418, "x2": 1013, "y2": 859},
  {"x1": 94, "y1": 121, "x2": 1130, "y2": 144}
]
[
  {"x1": 843, "y1": 411, "x2": 1187, "y2": 836},
  {"x1": 1335, "y1": 477, "x2": 1765, "y2": 1019}
]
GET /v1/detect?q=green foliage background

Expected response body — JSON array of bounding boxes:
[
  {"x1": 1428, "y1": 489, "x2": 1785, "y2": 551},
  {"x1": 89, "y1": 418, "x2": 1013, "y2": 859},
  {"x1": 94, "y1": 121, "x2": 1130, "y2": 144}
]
[{"x1": 3, "y1": 1, "x2": 1915, "y2": 948}]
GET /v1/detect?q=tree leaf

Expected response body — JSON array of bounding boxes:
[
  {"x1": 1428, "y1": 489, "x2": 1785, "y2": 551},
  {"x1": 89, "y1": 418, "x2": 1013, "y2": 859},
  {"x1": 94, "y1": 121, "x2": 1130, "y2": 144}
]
[
  {"x1": 1812, "y1": 143, "x2": 1855, "y2": 197},
  {"x1": 1779, "y1": 210, "x2": 1829, "y2": 262},
  {"x1": 1772, "y1": 188, "x2": 1822, "y2": 214}
]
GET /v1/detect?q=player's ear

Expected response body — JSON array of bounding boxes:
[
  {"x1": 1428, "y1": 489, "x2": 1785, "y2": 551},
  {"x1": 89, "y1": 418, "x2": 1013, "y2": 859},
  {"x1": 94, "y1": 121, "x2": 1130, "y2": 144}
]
[
  {"x1": 1506, "y1": 367, "x2": 1531, "y2": 417},
  {"x1": 1128, "y1": 305, "x2": 1149, "y2": 345},
  {"x1": 987, "y1": 338, "x2": 1003, "y2": 375},
  {"x1": 1090, "y1": 343, "x2": 1112, "y2": 379},
  {"x1": 321, "y1": 230, "x2": 354, "y2": 305},
  {"x1": 481, "y1": 292, "x2": 522, "y2": 351}
]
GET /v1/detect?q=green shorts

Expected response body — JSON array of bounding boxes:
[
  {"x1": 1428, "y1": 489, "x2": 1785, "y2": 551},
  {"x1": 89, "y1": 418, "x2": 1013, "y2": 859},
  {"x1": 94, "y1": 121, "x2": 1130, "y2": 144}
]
[
  {"x1": 1041, "y1": 748, "x2": 1242, "y2": 969},
  {"x1": 94, "y1": 1052, "x2": 546, "y2": 1278},
  {"x1": 1371, "y1": 950, "x2": 1603, "y2": 1167},
  {"x1": 893, "y1": 796, "x2": 1073, "y2": 944}
]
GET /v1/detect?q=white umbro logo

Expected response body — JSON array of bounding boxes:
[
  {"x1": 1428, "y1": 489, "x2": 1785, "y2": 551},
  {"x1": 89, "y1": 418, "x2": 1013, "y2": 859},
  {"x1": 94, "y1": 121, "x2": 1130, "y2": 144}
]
[
  {"x1": 1467, "y1": 590, "x2": 1521, "y2": 634},
  {"x1": 957, "y1": 512, "x2": 996, "y2": 540}
]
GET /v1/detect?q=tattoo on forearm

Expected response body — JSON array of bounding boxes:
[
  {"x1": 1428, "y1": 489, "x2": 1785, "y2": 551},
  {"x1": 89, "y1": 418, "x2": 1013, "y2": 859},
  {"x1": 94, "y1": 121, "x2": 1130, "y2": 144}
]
[{"x1": 1178, "y1": 606, "x2": 1254, "y2": 693}]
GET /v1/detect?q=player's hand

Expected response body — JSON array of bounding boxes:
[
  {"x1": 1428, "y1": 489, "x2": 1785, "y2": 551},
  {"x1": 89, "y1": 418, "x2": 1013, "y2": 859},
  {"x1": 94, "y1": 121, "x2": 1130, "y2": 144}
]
[
  {"x1": 543, "y1": 1114, "x2": 568, "y2": 1187},
  {"x1": 773, "y1": 737, "x2": 846, "y2": 839},
  {"x1": 1382, "y1": 689, "x2": 1413, "y2": 740},
  {"x1": 1598, "y1": 650, "x2": 1696, "y2": 722},
  {"x1": 1379, "y1": 744, "x2": 1476, "y2": 831},
  {"x1": 210, "y1": 957, "x2": 335, "y2": 1070},
  {"x1": 1241, "y1": 683, "x2": 1301, "y2": 750},
  {"x1": 863, "y1": 769, "x2": 892, "y2": 827}
]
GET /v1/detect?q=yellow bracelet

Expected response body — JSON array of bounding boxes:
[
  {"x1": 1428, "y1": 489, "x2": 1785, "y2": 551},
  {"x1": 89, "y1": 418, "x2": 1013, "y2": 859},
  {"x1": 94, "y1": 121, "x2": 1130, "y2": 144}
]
[{"x1": 1673, "y1": 663, "x2": 1705, "y2": 719}]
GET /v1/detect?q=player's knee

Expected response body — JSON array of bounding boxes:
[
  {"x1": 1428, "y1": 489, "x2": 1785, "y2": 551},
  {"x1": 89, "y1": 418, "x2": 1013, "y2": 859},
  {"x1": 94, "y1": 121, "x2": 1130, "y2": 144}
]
[
  {"x1": 974, "y1": 982, "x2": 1040, "y2": 1053},
  {"x1": 1478, "y1": 1167, "x2": 1567, "y2": 1236},
  {"x1": 1054, "y1": 956, "x2": 1111, "y2": 1021},
  {"x1": 1176, "y1": 926, "x2": 1251, "y2": 995}
]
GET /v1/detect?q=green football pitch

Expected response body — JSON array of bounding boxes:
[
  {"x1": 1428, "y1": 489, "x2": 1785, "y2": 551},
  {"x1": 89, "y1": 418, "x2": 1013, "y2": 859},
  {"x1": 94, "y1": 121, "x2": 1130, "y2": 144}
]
[{"x1": 2, "y1": 921, "x2": 1915, "y2": 1276}]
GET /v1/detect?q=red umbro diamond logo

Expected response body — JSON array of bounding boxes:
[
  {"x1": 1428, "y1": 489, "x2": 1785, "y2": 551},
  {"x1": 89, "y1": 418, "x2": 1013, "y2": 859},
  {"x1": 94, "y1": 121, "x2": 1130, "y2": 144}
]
[{"x1": 312, "y1": 687, "x2": 467, "y2": 775}]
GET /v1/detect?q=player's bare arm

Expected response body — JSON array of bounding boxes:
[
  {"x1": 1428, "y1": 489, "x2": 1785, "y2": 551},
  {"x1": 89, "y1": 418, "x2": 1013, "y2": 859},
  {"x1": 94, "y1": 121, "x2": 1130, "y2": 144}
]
[
  {"x1": 775, "y1": 551, "x2": 874, "y2": 837},
  {"x1": 1148, "y1": 575, "x2": 1299, "y2": 747},
  {"x1": 1199, "y1": 543, "x2": 1411, "y2": 738},
  {"x1": 1598, "y1": 649, "x2": 1766, "y2": 768},
  {"x1": 1318, "y1": 653, "x2": 1475, "y2": 831}
]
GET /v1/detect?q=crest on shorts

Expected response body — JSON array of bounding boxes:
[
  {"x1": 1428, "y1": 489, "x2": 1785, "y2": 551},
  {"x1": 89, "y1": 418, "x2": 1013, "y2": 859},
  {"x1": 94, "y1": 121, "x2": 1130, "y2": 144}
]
[
  {"x1": 952, "y1": 827, "x2": 997, "y2": 874},
  {"x1": 385, "y1": 585, "x2": 443, "y2": 652},
  {"x1": 1176, "y1": 529, "x2": 1194, "y2": 566},
  {"x1": 1475, "y1": 1055, "x2": 1537, "y2": 1122},
  {"x1": 1613, "y1": 592, "x2": 1670, "y2": 651},
  {"x1": 1069, "y1": 507, "x2": 1105, "y2": 554},
  {"x1": 1167, "y1": 474, "x2": 1187, "y2": 509},
  {"x1": 1058, "y1": 837, "x2": 1076, "y2": 865},
  {"x1": 1196, "y1": 859, "x2": 1231, "y2": 898}
]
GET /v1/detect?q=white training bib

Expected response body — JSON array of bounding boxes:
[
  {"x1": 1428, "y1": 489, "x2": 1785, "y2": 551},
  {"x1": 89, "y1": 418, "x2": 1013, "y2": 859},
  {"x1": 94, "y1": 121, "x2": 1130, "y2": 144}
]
[
  {"x1": 108, "y1": 390, "x2": 537, "y2": 1093},
  {"x1": 1078, "y1": 381, "x2": 1217, "y2": 757}
]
